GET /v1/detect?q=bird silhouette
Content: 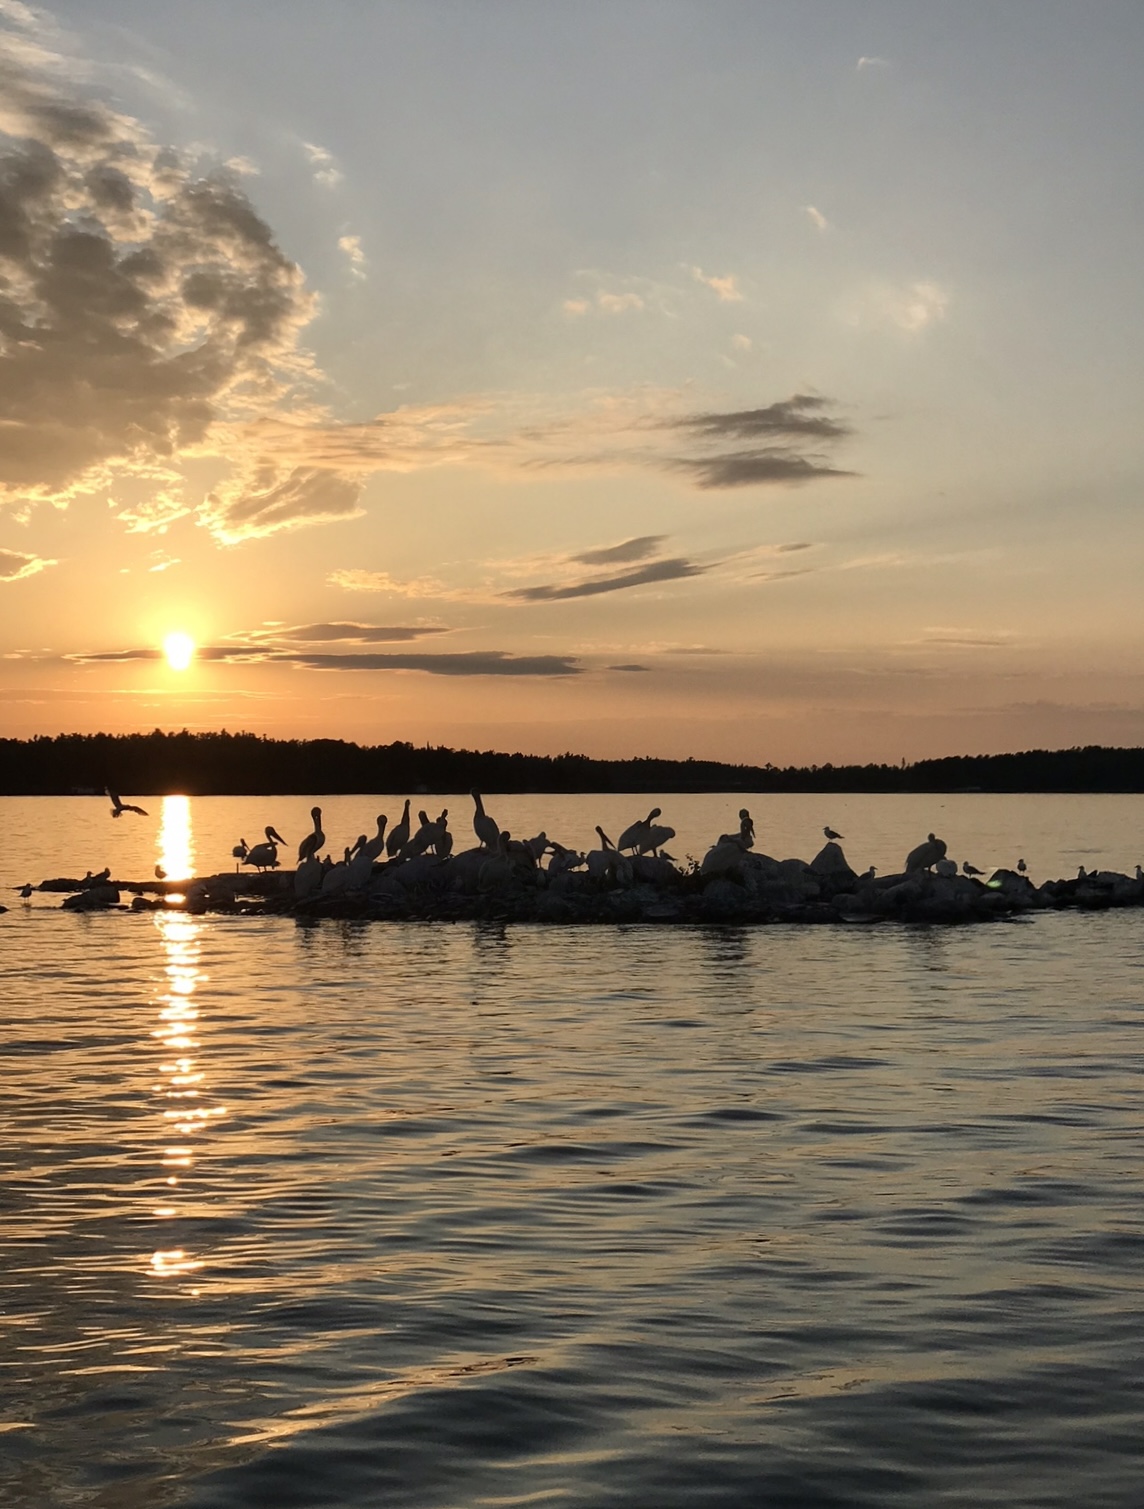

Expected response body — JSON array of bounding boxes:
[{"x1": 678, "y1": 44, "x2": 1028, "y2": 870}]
[
  {"x1": 823, "y1": 825, "x2": 844, "y2": 842},
  {"x1": 154, "y1": 864, "x2": 167, "y2": 881},
  {"x1": 386, "y1": 799, "x2": 411, "y2": 857},
  {"x1": 1017, "y1": 858, "x2": 1028, "y2": 875},
  {"x1": 107, "y1": 787, "x2": 148, "y2": 817},
  {"x1": 962, "y1": 861, "x2": 984, "y2": 877},
  {"x1": 471, "y1": 790, "x2": 500, "y2": 850},
  {"x1": 298, "y1": 807, "x2": 325, "y2": 864}
]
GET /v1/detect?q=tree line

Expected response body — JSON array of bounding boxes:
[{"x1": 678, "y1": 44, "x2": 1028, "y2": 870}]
[{"x1": 0, "y1": 730, "x2": 1142, "y2": 795}]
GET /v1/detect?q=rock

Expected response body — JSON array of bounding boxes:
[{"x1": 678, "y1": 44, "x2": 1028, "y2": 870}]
[{"x1": 63, "y1": 885, "x2": 120, "y2": 910}]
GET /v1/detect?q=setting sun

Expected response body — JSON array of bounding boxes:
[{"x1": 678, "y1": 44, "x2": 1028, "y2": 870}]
[{"x1": 163, "y1": 633, "x2": 196, "y2": 672}]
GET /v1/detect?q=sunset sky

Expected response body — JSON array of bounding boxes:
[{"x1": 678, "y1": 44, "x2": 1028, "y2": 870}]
[{"x1": 2, "y1": 0, "x2": 1142, "y2": 765}]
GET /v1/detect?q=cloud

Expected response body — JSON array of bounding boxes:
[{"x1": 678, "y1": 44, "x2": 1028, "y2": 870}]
[
  {"x1": 70, "y1": 644, "x2": 582, "y2": 676},
  {"x1": 670, "y1": 395, "x2": 851, "y2": 442},
  {"x1": 914, "y1": 628, "x2": 1016, "y2": 649},
  {"x1": 0, "y1": 547, "x2": 53, "y2": 580},
  {"x1": 673, "y1": 453, "x2": 853, "y2": 489},
  {"x1": 572, "y1": 535, "x2": 665, "y2": 566},
  {"x1": 504, "y1": 556, "x2": 706, "y2": 602},
  {"x1": 240, "y1": 621, "x2": 452, "y2": 644},
  {"x1": 596, "y1": 291, "x2": 644, "y2": 314},
  {"x1": 328, "y1": 569, "x2": 462, "y2": 598},
  {"x1": 803, "y1": 205, "x2": 830, "y2": 232},
  {"x1": 337, "y1": 232, "x2": 366, "y2": 279},
  {"x1": 0, "y1": 22, "x2": 318, "y2": 523},
  {"x1": 202, "y1": 465, "x2": 363, "y2": 543},
  {"x1": 609, "y1": 663, "x2": 649, "y2": 673},
  {"x1": 857, "y1": 56, "x2": 890, "y2": 70},
  {"x1": 302, "y1": 140, "x2": 342, "y2": 187},
  {"x1": 848, "y1": 280, "x2": 950, "y2": 334},
  {"x1": 731, "y1": 333, "x2": 752, "y2": 352},
  {"x1": 562, "y1": 298, "x2": 590, "y2": 317},
  {"x1": 690, "y1": 266, "x2": 743, "y2": 302}
]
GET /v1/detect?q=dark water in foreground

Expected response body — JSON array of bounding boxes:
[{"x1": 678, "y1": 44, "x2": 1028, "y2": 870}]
[{"x1": 2, "y1": 795, "x2": 1143, "y2": 1506}]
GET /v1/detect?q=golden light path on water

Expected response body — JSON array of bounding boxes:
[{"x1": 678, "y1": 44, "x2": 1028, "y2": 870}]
[{"x1": 149, "y1": 796, "x2": 225, "y2": 1288}]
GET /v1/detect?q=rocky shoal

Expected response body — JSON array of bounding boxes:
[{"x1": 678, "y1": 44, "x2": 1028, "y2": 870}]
[{"x1": 26, "y1": 843, "x2": 1144, "y2": 926}]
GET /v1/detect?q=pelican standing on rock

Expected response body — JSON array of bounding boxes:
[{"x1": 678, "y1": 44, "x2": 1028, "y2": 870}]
[
  {"x1": 617, "y1": 808, "x2": 660, "y2": 853},
  {"x1": 244, "y1": 826, "x2": 287, "y2": 872},
  {"x1": 298, "y1": 807, "x2": 325, "y2": 864},
  {"x1": 718, "y1": 809, "x2": 754, "y2": 848},
  {"x1": 360, "y1": 814, "x2": 388, "y2": 863},
  {"x1": 386, "y1": 800, "x2": 411, "y2": 857},
  {"x1": 471, "y1": 790, "x2": 500, "y2": 850}
]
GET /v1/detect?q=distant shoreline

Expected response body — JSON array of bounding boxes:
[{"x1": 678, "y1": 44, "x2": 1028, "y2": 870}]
[{"x1": 1, "y1": 732, "x2": 1142, "y2": 796}]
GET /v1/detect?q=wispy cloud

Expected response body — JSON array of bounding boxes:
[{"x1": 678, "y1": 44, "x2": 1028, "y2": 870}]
[
  {"x1": 504, "y1": 556, "x2": 706, "y2": 602},
  {"x1": 338, "y1": 232, "x2": 367, "y2": 279},
  {"x1": 302, "y1": 140, "x2": 343, "y2": 187},
  {"x1": 690, "y1": 266, "x2": 743, "y2": 302},
  {"x1": 0, "y1": 548, "x2": 54, "y2": 581},
  {"x1": 803, "y1": 205, "x2": 830, "y2": 232},
  {"x1": 67, "y1": 644, "x2": 584, "y2": 676},
  {"x1": 857, "y1": 56, "x2": 890, "y2": 71},
  {"x1": 572, "y1": 535, "x2": 665, "y2": 566},
  {"x1": 238, "y1": 621, "x2": 452, "y2": 644},
  {"x1": 847, "y1": 280, "x2": 950, "y2": 334}
]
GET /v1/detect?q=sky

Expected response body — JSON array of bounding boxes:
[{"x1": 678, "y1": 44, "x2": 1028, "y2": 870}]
[{"x1": 2, "y1": 0, "x2": 1143, "y2": 765}]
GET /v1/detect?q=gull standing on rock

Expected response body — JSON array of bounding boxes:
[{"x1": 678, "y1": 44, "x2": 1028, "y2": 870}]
[{"x1": 823, "y1": 825, "x2": 844, "y2": 842}]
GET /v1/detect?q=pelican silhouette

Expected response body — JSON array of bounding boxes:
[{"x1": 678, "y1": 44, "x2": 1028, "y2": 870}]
[
  {"x1": 360, "y1": 814, "x2": 388, "y2": 863},
  {"x1": 244, "y1": 826, "x2": 287, "y2": 871},
  {"x1": 717, "y1": 809, "x2": 754, "y2": 848},
  {"x1": 107, "y1": 787, "x2": 148, "y2": 818},
  {"x1": 471, "y1": 790, "x2": 500, "y2": 850},
  {"x1": 386, "y1": 799, "x2": 411, "y2": 857},
  {"x1": 617, "y1": 808, "x2": 660, "y2": 853},
  {"x1": 298, "y1": 808, "x2": 325, "y2": 864},
  {"x1": 823, "y1": 825, "x2": 844, "y2": 842}
]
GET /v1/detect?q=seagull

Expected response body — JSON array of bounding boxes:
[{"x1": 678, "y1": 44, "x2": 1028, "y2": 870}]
[
  {"x1": 232, "y1": 838, "x2": 248, "y2": 871},
  {"x1": 154, "y1": 864, "x2": 167, "y2": 881},
  {"x1": 107, "y1": 787, "x2": 148, "y2": 818},
  {"x1": 963, "y1": 861, "x2": 985, "y2": 876},
  {"x1": 823, "y1": 825, "x2": 844, "y2": 842},
  {"x1": 298, "y1": 808, "x2": 325, "y2": 864},
  {"x1": 18, "y1": 882, "x2": 34, "y2": 900},
  {"x1": 1017, "y1": 858, "x2": 1028, "y2": 875}
]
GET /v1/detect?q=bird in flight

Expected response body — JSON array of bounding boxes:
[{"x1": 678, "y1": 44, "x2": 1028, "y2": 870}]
[
  {"x1": 823, "y1": 825, "x2": 844, "y2": 841},
  {"x1": 107, "y1": 787, "x2": 148, "y2": 817}
]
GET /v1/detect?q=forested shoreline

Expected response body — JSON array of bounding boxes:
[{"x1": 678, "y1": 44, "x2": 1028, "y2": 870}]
[{"x1": 1, "y1": 731, "x2": 1142, "y2": 795}]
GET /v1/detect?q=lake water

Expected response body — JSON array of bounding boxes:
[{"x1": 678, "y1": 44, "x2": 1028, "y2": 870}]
[{"x1": 2, "y1": 793, "x2": 1143, "y2": 1507}]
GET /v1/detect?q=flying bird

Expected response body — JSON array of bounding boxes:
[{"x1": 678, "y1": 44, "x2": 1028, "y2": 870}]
[
  {"x1": 107, "y1": 787, "x2": 148, "y2": 818},
  {"x1": 823, "y1": 826, "x2": 844, "y2": 842}
]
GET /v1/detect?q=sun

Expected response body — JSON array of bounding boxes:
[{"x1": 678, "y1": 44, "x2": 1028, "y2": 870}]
[{"x1": 163, "y1": 632, "x2": 196, "y2": 672}]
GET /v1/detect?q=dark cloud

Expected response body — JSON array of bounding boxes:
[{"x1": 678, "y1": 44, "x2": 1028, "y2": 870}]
[
  {"x1": 675, "y1": 454, "x2": 854, "y2": 489},
  {"x1": 776, "y1": 541, "x2": 814, "y2": 553},
  {"x1": 609, "y1": 663, "x2": 650, "y2": 672},
  {"x1": 753, "y1": 567, "x2": 815, "y2": 582},
  {"x1": 504, "y1": 556, "x2": 706, "y2": 602},
  {"x1": 572, "y1": 535, "x2": 665, "y2": 566},
  {"x1": 281, "y1": 650, "x2": 580, "y2": 676},
  {"x1": 0, "y1": 547, "x2": 53, "y2": 580},
  {"x1": 202, "y1": 467, "x2": 362, "y2": 540},
  {"x1": 671, "y1": 395, "x2": 851, "y2": 442},
  {"x1": 0, "y1": 27, "x2": 317, "y2": 524},
  {"x1": 252, "y1": 622, "x2": 451, "y2": 644},
  {"x1": 68, "y1": 645, "x2": 579, "y2": 676}
]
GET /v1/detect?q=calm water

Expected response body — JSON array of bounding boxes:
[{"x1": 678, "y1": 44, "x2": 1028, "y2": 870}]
[{"x1": 2, "y1": 794, "x2": 1143, "y2": 1507}]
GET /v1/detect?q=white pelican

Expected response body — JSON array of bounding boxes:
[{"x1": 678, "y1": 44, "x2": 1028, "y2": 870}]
[
  {"x1": 471, "y1": 790, "x2": 500, "y2": 850},
  {"x1": 823, "y1": 825, "x2": 844, "y2": 842},
  {"x1": 386, "y1": 800, "x2": 411, "y2": 857},
  {"x1": 107, "y1": 787, "x2": 148, "y2": 818},
  {"x1": 639, "y1": 819, "x2": 676, "y2": 856},
  {"x1": 586, "y1": 827, "x2": 632, "y2": 884},
  {"x1": 905, "y1": 833, "x2": 947, "y2": 872},
  {"x1": 360, "y1": 814, "x2": 388, "y2": 862},
  {"x1": 435, "y1": 811, "x2": 453, "y2": 858},
  {"x1": 524, "y1": 831, "x2": 549, "y2": 862},
  {"x1": 617, "y1": 808, "x2": 660, "y2": 853},
  {"x1": 244, "y1": 825, "x2": 287, "y2": 872},
  {"x1": 298, "y1": 807, "x2": 325, "y2": 864},
  {"x1": 717, "y1": 810, "x2": 754, "y2": 848}
]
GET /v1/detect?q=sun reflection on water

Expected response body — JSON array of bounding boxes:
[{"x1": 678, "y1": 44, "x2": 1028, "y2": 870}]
[
  {"x1": 146, "y1": 804, "x2": 226, "y2": 1288},
  {"x1": 157, "y1": 793, "x2": 195, "y2": 883}
]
